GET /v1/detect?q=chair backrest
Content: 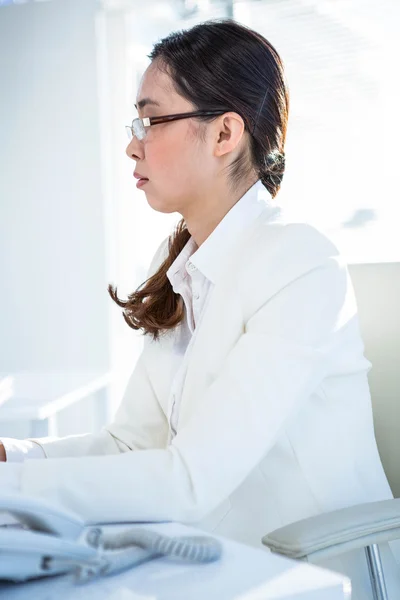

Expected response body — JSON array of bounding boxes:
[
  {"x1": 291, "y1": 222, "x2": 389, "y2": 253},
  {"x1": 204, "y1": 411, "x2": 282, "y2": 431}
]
[{"x1": 348, "y1": 263, "x2": 400, "y2": 497}]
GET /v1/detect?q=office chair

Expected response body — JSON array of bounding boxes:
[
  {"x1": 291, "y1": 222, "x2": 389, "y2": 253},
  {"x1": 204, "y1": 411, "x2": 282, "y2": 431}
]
[{"x1": 262, "y1": 263, "x2": 400, "y2": 600}]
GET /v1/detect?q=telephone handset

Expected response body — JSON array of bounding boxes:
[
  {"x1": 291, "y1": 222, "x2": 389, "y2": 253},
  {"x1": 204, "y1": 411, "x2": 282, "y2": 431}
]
[
  {"x1": 0, "y1": 493, "x2": 85, "y2": 539},
  {"x1": 0, "y1": 493, "x2": 97, "y2": 582},
  {"x1": 0, "y1": 493, "x2": 223, "y2": 584}
]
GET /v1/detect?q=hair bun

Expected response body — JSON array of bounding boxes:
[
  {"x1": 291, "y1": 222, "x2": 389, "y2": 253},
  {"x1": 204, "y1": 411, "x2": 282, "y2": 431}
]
[
  {"x1": 266, "y1": 150, "x2": 285, "y2": 171},
  {"x1": 262, "y1": 151, "x2": 285, "y2": 187}
]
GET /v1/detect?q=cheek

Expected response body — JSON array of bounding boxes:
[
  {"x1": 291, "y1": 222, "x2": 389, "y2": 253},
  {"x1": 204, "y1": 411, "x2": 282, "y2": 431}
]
[{"x1": 146, "y1": 128, "x2": 202, "y2": 182}]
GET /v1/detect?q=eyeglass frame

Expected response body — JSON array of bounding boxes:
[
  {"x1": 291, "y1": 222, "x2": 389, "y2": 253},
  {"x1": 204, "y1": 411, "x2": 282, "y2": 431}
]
[{"x1": 125, "y1": 109, "x2": 230, "y2": 141}]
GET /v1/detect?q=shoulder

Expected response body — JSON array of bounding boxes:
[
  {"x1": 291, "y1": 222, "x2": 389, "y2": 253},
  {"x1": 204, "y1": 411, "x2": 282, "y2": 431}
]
[
  {"x1": 244, "y1": 214, "x2": 342, "y2": 278},
  {"x1": 256, "y1": 211, "x2": 339, "y2": 260},
  {"x1": 236, "y1": 216, "x2": 347, "y2": 316}
]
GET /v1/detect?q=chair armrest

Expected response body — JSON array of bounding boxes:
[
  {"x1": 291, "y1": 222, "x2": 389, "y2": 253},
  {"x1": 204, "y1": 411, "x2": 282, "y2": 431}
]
[{"x1": 262, "y1": 498, "x2": 400, "y2": 562}]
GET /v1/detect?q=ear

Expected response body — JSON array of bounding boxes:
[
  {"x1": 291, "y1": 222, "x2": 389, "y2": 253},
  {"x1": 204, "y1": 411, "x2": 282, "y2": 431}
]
[{"x1": 213, "y1": 112, "x2": 246, "y2": 157}]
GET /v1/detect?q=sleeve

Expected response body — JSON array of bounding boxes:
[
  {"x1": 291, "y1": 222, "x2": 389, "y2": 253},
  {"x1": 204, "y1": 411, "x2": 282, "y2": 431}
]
[
  {"x1": 1, "y1": 236, "x2": 170, "y2": 461},
  {"x1": 1, "y1": 438, "x2": 46, "y2": 461},
  {"x1": 16, "y1": 256, "x2": 352, "y2": 525}
]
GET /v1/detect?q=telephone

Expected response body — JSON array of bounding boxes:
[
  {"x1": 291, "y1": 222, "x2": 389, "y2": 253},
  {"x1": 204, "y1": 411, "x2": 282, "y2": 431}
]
[{"x1": 0, "y1": 494, "x2": 223, "y2": 584}]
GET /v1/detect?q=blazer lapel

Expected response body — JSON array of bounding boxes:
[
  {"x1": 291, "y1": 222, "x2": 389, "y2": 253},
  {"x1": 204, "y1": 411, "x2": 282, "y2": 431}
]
[{"x1": 177, "y1": 209, "x2": 271, "y2": 428}]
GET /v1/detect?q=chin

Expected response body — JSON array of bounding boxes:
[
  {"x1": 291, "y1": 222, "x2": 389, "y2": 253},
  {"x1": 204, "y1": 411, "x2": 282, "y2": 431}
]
[{"x1": 145, "y1": 192, "x2": 177, "y2": 214}]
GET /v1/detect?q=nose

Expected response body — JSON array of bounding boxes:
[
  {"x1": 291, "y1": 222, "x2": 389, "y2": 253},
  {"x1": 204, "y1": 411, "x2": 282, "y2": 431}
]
[{"x1": 125, "y1": 136, "x2": 143, "y2": 161}]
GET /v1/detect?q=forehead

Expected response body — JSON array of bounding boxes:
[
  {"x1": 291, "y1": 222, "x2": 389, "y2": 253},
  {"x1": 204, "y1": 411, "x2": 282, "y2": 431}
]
[{"x1": 135, "y1": 63, "x2": 175, "y2": 110}]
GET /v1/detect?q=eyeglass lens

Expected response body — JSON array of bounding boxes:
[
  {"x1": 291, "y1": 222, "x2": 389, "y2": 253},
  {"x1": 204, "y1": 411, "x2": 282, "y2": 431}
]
[{"x1": 125, "y1": 119, "x2": 146, "y2": 141}]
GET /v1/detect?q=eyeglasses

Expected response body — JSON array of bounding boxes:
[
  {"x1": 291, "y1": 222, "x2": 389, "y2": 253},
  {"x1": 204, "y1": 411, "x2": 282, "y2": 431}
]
[{"x1": 125, "y1": 109, "x2": 226, "y2": 141}]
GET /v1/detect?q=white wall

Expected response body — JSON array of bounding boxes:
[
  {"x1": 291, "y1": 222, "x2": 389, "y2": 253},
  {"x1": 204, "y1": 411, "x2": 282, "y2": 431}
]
[
  {"x1": 0, "y1": 0, "x2": 114, "y2": 439},
  {"x1": 0, "y1": 0, "x2": 110, "y2": 373}
]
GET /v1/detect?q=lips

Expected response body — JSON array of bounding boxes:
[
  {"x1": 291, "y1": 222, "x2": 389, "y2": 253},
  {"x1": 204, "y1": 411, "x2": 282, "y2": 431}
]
[{"x1": 134, "y1": 172, "x2": 149, "y2": 181}]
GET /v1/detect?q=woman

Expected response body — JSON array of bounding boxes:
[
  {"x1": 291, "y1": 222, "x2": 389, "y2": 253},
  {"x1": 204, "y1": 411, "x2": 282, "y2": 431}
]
[{"x1": 1, "y1": 19, "x2": 396, "y2": 597}]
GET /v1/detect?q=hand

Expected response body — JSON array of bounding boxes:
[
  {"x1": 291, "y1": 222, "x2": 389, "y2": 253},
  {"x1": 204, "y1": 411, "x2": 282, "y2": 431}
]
[{"x1": 0, "y1": 442, "x2": 6, "y2": 461}]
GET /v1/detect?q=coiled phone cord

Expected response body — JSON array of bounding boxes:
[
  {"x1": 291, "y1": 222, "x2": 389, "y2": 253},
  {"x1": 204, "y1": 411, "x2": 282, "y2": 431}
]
[{"x1": 74, "y1": 526, "x2": 223, "y2": 582}]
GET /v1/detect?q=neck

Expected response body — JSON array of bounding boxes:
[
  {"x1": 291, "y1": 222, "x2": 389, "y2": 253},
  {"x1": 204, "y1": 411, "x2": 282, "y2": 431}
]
[{"x1": 182, "y1": 176, "x2": 259, "y2": 247}]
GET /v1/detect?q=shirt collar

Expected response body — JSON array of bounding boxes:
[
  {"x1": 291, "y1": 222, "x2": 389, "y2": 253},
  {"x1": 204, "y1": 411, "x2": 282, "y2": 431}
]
[{"x1": 167, "y1": 179, "x2": 279, "y2": 287}]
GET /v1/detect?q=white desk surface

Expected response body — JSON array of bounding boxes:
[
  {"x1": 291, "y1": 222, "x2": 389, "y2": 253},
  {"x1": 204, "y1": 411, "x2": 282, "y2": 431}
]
[
  {"x1": 0, "y1": 522, "x2": 350, "y2": 600},
  {"x1": 0, "y1": 372, "x2": 112, "y2": 421}
]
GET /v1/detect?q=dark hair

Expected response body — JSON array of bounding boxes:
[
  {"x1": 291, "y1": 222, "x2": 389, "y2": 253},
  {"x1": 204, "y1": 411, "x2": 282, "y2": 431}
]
[{"x1": 108, "y1": 19, "x2": 289, "y2": 341}]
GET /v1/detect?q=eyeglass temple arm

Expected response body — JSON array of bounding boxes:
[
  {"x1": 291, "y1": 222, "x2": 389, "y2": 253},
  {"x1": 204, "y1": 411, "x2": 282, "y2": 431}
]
[{"x1": 147, "y1": 110, "x2": 226, "y2": 126}]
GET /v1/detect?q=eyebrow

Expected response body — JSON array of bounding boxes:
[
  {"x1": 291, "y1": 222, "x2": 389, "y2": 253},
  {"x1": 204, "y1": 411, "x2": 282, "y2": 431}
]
[{"x1": 134, "y1": 98, "x2": 161, "y2": 110}]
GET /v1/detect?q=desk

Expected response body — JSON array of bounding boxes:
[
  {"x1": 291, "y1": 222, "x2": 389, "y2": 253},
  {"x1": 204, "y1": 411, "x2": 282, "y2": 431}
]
[
  {"x1": 0, "y1": 372, "x2": 112, "y2": 437},
  {"x1": 0, "y1": 522, "x2": 350, "y2": 600}
]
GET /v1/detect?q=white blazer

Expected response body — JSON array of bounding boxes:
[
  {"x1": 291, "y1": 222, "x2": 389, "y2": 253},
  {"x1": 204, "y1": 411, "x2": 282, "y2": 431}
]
[{"x1": 19, "y1": 197, "x2": 393, "y2": 555}]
